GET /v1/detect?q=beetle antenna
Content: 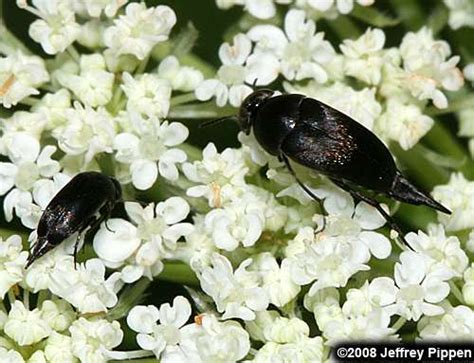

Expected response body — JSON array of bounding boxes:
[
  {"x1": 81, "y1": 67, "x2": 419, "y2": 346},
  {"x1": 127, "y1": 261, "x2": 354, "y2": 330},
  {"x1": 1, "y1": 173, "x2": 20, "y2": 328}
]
[{"x1": 199, "y1": 115, "x2": 238, "y2": 128}]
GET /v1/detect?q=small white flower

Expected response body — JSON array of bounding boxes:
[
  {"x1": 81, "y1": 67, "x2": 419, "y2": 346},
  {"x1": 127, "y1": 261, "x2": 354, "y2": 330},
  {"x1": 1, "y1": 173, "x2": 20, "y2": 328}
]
[
  {"x1": 418, "y1": 301, "x2": 474, "y2": 340},
  {"x1": 248, "y1": 9, "x2": 335, "y2": 83},
  {"x1": 121, "y1": 72, "x2": 172, "y2": 119},
  {"x1": 0, "y1": 235, "x2": 27, "y2": 299},
  {"x1": 43, "y1": 332, "x2": 76, "y2": 363},
  {"x1": 245, "y1": 310, "x2": 309, "y2": 343},
  {"x1": 113, "y1": 112, "x2": 188, "y2": 189},
  {"x1": 376, "y1": 99, "x2": 434, "y2": 150},
  {"x1": 340, "y1": 28, "x2": 385, "y2": 85},
  {"x1": 432, "y1": 172, "x2": 474, "y2": 231},
  {"x1": 94, "y1": 198, "x2": 193, "y2": 282},
  {"x1": 26, "y1": 0, "x2": 81, "y2": 54},
  {"x1": 40, "y1": 299, "x2": 76, "y2": 333},
  {"x1": 204, "y1": 197, "x2": 264, "y2": 250},
  {"x1": 69, "y1": 317, "x2": 123, "y2": 363},
  {"x1": 399, "y1": 27, "x2": 464, "y2": 109},
  {"x1": 4, "y1": 301, "x2": 51, "y2": 346},
  {"x1": 444, "y1": 0, "x2": 474, "y2": 29},
  {"x1": 0, "y1": 51, "x2": 49, "y2": 108},
  {"x1": 31, "y1": 89, "x2": 71, "y2": 131},
  {"x1": 305, "y1": 285, "x2": 397, "y2": 343},
  {"x1": 405, "y1": 224, "x2": 468, "y2": 278},
  {"x1": 183, "y1": 143, "x2": 248, "y2": 207},
  {"x1": 127, "y1": 297, "x2": 200, "y2": 362},
  {"x1": 198, "y1": 253, "x2": 269, "y2": 320},
  {"x1": 187, "y1": 314, "x2": 250, "y2": 362},
  {"x1": 48, "y1": 258, "x2": 122, "y2": 314},
  {"x1": 104, "y1": 3, "x2": 176, "y2": 60},
  {"x1": 177, "y1": 217, "x2": 216, "y2": 272},
  {"x1": 158, "y1": 56, "x2": 204, "y2": 92},
  {"x1": 250, "y1": 253, "x2": 301, "y2": 307},
  {"x1": 288, "y1": 226, "x2": 371, "y2": 295},
  {"x1": 393, "y1": 251, "x2": 451, "y2": 321},
  {"x1": 56, "y1": 54, "x2": 114, "y2": 107},
  {"x1": 0, "y1": 133, "x2": 62, "y2": 228},
  {"x1": 55, "y1": 102, "x2": 116, "y2": 165},
  {"x1": 195, "y1": 34, "x2": 260, "y2": 107}
]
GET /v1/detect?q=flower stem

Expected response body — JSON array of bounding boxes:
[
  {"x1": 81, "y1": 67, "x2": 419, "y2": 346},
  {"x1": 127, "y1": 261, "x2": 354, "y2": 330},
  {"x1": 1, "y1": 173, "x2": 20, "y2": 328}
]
[
  {"x1": 159, "y1": 262, "x2": 199, "y2": 286},
  {"x1": 449, "y1": 281, "x2": 465, "y2": 305},
  {"x1": 169, "y1": 102, "x2": 236, "y2": 119},
  {"x1": 392, "y1": 316, "x2": 407, "y2": 332},
  {"x1": 107, "y1": 278, "x2": 151, "y2": 321},
  {"x1": 171, "y1": 93, "x2": 197, "y2": 107}
]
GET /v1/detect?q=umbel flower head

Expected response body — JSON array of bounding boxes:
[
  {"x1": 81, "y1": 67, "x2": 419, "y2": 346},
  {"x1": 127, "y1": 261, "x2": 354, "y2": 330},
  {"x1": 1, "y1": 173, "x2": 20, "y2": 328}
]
[{"x1": 0, "y1": 0, "x2": 473, "y2": 362}]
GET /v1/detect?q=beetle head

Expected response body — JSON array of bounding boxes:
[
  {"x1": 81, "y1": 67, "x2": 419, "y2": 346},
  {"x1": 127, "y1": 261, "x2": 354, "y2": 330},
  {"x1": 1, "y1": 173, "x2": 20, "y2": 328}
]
[{"x1": 239, "y1": 89, "x2": 274, "y2": 134}]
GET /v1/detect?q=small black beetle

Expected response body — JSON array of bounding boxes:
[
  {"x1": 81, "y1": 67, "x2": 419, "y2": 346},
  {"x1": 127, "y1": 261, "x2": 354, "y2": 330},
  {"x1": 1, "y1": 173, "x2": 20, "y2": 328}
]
[
  {"x1": 237, "y1": 90, "x2": 451, "y2": 244},
  {"x1": 25, "y1": 171, "x2": 122, "y2": 268}
]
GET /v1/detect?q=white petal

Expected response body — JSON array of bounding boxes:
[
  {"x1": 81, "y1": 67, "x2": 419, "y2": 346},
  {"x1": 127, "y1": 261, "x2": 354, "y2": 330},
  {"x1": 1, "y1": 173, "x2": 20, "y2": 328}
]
[
  {"x1": 354, "y1": 202, "x2": 387, "y2": 230},
  {"x1": 360, "y1": 231, "x2": 391, "y2": 259},
  {"x1": 246, "y1": 0, "x2": 276, "y2": 19},
  {"x1": 127, "y1": 305, "x2": 159, "y2": 333},
  {"x1": 156, "y1": 197, "x2": 190, "y2": 225},
  {"x1": 93, "y1": 219, "x2": 140, "y2": 263},
  {"x1": 131, "y1": 159, "x2": 158, "y2": 190},
  {"x1": 161, "y1": 123, "x2": 189, "y2": 146},
  {"x1": 159, "y1": 296, "x2": 191, "y2": 328}
]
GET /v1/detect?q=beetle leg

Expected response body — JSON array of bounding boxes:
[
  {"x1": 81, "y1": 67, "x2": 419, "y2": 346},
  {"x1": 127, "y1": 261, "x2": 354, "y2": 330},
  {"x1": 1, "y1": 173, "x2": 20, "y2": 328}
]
[
  {"x1": 73, "y1": 233, "x2": 83, "y2": 269},
  {"x1": 280, "y1": 153, "x2": 326, "y2": 232},
  {"x1": 329, "y1": 178, "x2": 413, "y2": 251},
  {"x1": 280, "y1": 154, "x2": 324, "y2": 205}
]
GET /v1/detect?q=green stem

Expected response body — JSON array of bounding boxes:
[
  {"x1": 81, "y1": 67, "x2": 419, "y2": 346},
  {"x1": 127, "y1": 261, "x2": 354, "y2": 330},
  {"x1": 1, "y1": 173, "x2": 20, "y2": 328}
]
[
  {"x1": 169, "y1": 102, "x2": 236, "y2": 120},
  {"x1": 7, "y1": 289, "x2": 16, "y2": 306},
  {"x1": 392, "y1": 316, "x2": 407, "y2": 332},
  {"x1": 135, "y1": 54, "x2": 150, "y2": 75},
  {"x1": 19, "y1": 96, "x2": 39, "y2": 107},
  {"x1": 107, "y1": 278, "x2": 151, "y2": 321},
  {"x1": 159, "y1": 262, "x2": 199, "y2": 286},
  {"x1": 170, "y1": 93, "x2": 197, "y2": 107},
  {"x1": 179, "y1": 142, "x2": 202, "y2": 162},
  {"x1": 449, "y1": 281, "x2": 465, "y2": 305},
  {"x1": 66, "y1": 45, "x2": 80, "y2": 63}
]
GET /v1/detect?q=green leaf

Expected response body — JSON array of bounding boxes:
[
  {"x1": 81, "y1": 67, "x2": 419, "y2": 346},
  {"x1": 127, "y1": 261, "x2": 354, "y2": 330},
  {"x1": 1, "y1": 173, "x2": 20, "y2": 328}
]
[{"x1": 350, "y1": 4, "x2": 400, "y2": 28}]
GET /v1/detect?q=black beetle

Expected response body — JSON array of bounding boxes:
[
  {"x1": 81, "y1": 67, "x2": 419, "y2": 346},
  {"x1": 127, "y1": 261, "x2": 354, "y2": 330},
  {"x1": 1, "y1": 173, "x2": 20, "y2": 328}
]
[
  {"x1": 230, "y1": 90, "x2": 451, "y2": 245},
  {"x1": 25, "y1": 171, "x2": 122, "y2": 268}
]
